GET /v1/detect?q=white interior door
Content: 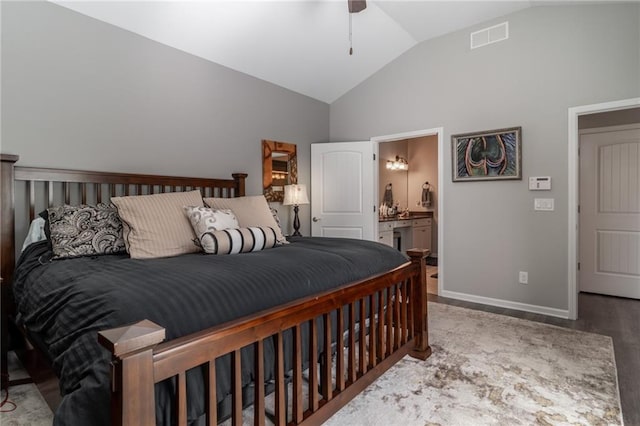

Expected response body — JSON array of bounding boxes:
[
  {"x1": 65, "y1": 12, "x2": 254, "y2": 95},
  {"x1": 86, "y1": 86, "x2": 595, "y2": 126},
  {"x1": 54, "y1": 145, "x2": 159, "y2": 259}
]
[
  {"x1": 311, "y1": 142, "x2": 376, "y2": 240},
  {"x1": 579, "y1": 125, "x2": 640, "y2": 298}
]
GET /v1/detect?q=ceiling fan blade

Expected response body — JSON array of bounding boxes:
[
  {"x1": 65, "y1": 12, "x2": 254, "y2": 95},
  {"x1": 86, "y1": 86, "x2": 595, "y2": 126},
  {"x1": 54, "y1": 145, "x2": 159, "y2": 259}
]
[{"x1": 348, "y1": 0, "x2": 367, "y2": 14}]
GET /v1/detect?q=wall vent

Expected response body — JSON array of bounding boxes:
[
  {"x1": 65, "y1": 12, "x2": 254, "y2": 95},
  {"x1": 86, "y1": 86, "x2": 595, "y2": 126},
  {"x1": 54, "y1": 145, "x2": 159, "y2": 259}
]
[{"x1": 470, "y1": 21, "x2": 509, "y2": 50}]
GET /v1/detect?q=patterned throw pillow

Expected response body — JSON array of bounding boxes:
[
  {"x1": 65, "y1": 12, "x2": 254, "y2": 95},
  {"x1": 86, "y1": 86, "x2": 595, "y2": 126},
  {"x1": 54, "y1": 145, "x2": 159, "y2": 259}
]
[
  {"x1": 184, "y1": 206, "x2": 239, "y2": 251},
  {"x1": 195, "y1": 227, "x2": 278, "y2": 255},
  {"x1": 47, "y1": 203, "x2": 126, "y2": 259}
]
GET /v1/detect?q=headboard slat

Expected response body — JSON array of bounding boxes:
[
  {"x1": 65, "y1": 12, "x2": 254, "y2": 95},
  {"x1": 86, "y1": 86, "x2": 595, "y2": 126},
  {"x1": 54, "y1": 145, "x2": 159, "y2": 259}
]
[
  {"x1": 28, "y1": 181, "x2": 35, "y2": 221},
  {"x1": 81, "y1": 183, "x2": 87, "y2": 205},
  {"x1": 47, "y1": 181, "x2": 53, "y2": 208},
  {"x1": 96, "y1": 183, "x2": 102, "y2": 204},
  {"x1": 63, "y1": 182, "x2": 70, "y2": 204}
]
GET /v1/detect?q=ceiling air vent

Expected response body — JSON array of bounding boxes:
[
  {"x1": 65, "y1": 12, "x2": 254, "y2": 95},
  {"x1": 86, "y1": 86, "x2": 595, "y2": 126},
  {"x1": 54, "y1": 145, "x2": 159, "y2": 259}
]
[{"x1": 470, "y1": 21, "x2": 509, "y2": 50}]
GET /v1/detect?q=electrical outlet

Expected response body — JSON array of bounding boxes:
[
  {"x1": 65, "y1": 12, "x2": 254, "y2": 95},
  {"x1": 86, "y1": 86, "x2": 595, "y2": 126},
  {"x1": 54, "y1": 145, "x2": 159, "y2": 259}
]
[{"x1": 519, "y1": 271, "x2": 528, "y2": 284}]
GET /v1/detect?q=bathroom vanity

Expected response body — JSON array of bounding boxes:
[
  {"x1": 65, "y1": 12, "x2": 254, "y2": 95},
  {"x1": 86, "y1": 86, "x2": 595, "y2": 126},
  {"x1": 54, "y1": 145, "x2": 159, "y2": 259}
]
[{"x1": 378, "y1": 213, "x2": 432, "y2": 252}]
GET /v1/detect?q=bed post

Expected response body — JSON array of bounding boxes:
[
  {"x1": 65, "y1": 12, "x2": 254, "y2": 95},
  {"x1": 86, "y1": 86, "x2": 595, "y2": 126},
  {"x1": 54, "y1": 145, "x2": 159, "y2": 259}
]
[
  {"x1": 407, "y1": 248, "x2": 432, "y2": 360},
  {"x1": 98, "y1": 320, "x2": 166, "y2": 426},
  {"x1": 232, "y1": 173, "x2": 247, "y2": 197},
  {"x1": 1, "y1": 154, "x2": 19, "y2": 390}
]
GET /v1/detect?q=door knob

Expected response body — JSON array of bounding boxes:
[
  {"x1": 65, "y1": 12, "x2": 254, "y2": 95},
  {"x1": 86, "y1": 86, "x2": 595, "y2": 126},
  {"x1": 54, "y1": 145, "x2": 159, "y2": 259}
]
[{"x1": 312, "y1": 217, "x2": 321, "y2": 222}]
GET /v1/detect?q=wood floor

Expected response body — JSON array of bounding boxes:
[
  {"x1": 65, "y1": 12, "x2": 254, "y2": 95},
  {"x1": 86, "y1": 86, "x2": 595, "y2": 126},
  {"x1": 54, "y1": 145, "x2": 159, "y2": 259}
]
[{"x1": 428, "y1": 281, "x2": 640, "y2": 426}]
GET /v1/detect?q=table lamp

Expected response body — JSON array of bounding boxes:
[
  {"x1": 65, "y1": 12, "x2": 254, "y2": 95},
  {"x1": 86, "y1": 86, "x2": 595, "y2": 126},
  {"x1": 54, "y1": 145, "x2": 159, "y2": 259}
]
[{"x1": 283, "y1": 184, "x2": 309, "y2": 237}]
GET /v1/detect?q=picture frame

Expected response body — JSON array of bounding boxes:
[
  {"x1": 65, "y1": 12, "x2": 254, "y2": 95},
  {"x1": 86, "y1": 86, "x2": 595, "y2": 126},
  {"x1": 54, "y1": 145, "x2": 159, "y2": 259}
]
[{"x1": 451, "y1": 126, "x2": 522, "y2": 182}]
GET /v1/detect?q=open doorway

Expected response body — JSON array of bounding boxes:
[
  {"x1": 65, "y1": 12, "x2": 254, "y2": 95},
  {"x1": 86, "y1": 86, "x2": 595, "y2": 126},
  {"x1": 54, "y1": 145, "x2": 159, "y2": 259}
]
[
  {"x1": 371, "y1": 127, "x2": 444, "y2": 296},
  {"x1": 568, "y1": 98, "x2": 640, "y2": 319}
]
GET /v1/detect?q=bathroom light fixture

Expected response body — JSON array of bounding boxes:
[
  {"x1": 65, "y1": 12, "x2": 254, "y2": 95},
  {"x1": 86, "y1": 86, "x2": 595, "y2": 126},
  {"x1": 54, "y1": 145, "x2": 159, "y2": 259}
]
[{"x1": 386, "y1": 156, "x2": 408, "y2": 171}]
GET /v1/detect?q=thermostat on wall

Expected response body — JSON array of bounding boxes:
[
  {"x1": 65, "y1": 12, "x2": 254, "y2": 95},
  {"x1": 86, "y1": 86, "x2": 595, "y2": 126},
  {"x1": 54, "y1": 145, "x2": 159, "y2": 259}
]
[{"x1": 529, "y1": 176, "x2": 551, "y2": 190}]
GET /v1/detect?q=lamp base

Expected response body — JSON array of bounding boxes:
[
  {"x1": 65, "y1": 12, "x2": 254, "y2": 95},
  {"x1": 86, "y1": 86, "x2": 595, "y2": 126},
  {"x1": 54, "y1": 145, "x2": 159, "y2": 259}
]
[{"x1": 292, "y1": 205, "x2": 302, "y2": 237}]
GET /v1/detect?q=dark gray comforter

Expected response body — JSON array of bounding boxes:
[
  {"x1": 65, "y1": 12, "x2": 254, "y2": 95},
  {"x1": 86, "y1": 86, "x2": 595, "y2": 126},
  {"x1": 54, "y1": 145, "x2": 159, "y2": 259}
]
[{"x1": 13, "y1": 237, "x2": 407, "y2": 425}]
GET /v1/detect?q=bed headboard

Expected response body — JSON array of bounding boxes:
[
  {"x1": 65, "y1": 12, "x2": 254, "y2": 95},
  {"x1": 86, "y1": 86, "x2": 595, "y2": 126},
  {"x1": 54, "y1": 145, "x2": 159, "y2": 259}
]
[{"x1": 0, "y1": 154, "x2": 247, "y2": 284}]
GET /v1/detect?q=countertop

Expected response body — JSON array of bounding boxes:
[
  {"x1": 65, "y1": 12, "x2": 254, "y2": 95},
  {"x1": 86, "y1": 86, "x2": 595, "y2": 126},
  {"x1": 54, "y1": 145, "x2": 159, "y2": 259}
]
[{"x1": 379, "y1": 211, "x2": 433, "y2": 223}]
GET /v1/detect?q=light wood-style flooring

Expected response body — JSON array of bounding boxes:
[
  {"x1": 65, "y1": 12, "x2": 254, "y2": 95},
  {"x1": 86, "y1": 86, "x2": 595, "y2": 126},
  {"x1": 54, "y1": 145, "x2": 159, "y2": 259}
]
[{"x1": 427, "y1": 265, "x2": 639, "y2": 425}]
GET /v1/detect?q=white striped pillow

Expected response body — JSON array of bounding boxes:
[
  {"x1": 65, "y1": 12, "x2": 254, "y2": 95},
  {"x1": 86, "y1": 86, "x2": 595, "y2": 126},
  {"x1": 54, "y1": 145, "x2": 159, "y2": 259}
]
[{"x1": 199, "y1": 227, "x2": 278, "y2": 255}]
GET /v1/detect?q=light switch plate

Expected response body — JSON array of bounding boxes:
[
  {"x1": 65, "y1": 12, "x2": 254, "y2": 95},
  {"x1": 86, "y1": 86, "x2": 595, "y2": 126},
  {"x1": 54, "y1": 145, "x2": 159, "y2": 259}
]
[{"x1": 534, "y1": 198, "x2": 554, "y2": 211}]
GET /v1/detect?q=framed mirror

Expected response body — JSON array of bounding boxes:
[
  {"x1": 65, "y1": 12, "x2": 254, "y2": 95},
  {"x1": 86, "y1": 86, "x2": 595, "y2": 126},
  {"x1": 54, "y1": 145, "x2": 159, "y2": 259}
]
[{"x1": 262, "y1": 140, "x2": 297, "y2": 202}]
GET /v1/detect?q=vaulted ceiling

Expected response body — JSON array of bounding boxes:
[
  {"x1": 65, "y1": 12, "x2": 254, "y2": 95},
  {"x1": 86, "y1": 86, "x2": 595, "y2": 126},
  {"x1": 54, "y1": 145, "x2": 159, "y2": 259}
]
[{"x1": 53, "y1": 1, "x2": 545, "y2": 103}]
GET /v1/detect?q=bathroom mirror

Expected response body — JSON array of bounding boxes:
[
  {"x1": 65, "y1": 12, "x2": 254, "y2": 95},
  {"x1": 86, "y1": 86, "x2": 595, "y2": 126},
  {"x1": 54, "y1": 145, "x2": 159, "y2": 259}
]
[{"x1": 262, "y1": 140, "x2": 297, "y2": 202}]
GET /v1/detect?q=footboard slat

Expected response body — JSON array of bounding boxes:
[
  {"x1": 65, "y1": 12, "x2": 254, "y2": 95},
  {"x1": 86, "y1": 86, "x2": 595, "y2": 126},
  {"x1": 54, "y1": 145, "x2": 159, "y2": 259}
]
[
  {"x1": 177, "y1": 372, "x2": 187, "y2": 426},
  {"x1": 274, "y1": 332, "x2": 285, "y2": 425},
  {"x1": 205, "y1": 361, "x2": 217, "y2": 426},
  {"x1": 348, "y1": 303, "x2": 357, "y2": 383},
  {"x1": 309, "y1": 319, "x2": 319, "y2": 413},
  {"x1": 368, "y1": 293, "x2": 377, "y2": 369},
  {"x1": 377, "y1": 290, "x2": 385, "y2": 361},
  {"x1": 293, "y1": 325, "x2": 304, "y2": 423},
  {"x1": 386, "y1": 286, "x2": 393, "y2": 357},
  {"x1": 400, "y1": 281, "x2": 407, "y2": 345},
  {"x1": 232, "y1": 349, "x2": 242, "y2": 425},
  {"x1": 253, "y1": 340, "x2": 265, "y2": 426},
  {"x1": 394, "y1": 284, "x2": 401, "y2": 351},
  {"x1": 321, "y1": 313, "x2": 333, "y2": 402},
  {"x1": 336, "y1": 306, "x2": 345, "y2": 392},
  {"x1": 358, "y1": 298, "x2": 367, "y2": 376}
]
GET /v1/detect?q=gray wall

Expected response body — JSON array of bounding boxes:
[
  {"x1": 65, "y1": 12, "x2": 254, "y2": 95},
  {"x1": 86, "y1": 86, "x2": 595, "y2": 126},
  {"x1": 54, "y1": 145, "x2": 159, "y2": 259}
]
[
  {"x1": 330, "y1": 5, "x2": 640, "y2": 311},
  {"x1": 1, "y1": 1, "x2": 329, "y2": 237}
]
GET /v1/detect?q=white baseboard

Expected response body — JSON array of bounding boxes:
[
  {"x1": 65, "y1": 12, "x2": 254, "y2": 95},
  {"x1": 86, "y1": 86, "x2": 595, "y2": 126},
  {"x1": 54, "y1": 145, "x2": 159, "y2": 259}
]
[{"x1": 439, "y1": 289, "x2": 570, "y2": 319}]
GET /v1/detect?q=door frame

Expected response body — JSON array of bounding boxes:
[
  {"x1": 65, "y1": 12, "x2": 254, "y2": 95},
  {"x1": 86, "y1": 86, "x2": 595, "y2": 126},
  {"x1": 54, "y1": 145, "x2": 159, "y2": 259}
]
[
  {"x1": 567, "y1": 97, "x2": 640, "y2": 319},
  {"x1": 371, "y1": 127, "x2": 444, "y2": 294}
]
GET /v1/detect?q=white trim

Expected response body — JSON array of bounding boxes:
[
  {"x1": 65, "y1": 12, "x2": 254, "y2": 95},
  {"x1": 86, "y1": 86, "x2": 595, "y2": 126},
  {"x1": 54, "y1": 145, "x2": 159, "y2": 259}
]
[
  {"x1": 371, "y1": 127, "x2": 445, "y2": 295},
  {"x1": 568, "y1": 97, "x2": 640, "y2": 320},
  {"x1": 440, "y1": 289, "x2": 570, "y2": 319}
]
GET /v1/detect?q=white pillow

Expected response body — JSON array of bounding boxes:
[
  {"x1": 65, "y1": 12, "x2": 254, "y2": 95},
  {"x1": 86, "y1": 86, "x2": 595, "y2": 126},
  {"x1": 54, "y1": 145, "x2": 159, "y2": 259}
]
[{"x1": 21, "y1": 217, "x2": 47, "y2": 252}]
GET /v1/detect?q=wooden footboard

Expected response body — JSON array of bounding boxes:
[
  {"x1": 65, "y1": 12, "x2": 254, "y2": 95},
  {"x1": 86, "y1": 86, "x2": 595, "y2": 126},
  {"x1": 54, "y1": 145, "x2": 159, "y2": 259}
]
[{"x1": 99, "y1": 249, "x2": 431, "y2": 425}]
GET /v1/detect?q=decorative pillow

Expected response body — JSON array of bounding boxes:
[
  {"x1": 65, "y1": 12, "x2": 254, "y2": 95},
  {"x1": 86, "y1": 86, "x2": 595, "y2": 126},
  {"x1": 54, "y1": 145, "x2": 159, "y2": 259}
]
[
  {"x1": 203, "y1": 195, "x2": 287, "y2": 245},
  {"x1": 184, "y1": 206, "x2": 239, "y2": 251},
  {"x1": 47, "y1": 203, "x2": 126, "y2": 259},
  {"x1": 198, "y1": 227, "x2": 278, "y2": 255},
  {"x1": 111, "y1": 190, "x2": 204, "y2": 259}
]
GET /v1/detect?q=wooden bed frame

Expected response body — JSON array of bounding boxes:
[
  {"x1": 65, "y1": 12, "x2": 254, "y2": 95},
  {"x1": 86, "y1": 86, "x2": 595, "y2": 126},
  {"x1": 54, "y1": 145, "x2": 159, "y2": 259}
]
[{"x1": 0, "y1": 154, "x2": 431, "y2": 425}]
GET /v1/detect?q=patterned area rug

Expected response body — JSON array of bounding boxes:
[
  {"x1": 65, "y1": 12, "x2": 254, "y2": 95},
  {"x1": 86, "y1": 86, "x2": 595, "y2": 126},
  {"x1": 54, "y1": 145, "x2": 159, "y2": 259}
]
[
  {"x1": 0, "y1": 352, "x2": 53, "y2": 426},
  {"x1": 0, "y1": 303, "x2": 622, "y2": 425},
  {"x1": 325, "y1": 303, "x2": 622, "y2": 426}
]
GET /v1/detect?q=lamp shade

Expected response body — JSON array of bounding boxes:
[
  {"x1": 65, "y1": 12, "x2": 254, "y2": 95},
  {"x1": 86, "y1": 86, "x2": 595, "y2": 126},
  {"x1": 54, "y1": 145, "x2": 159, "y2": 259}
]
[{"x1": 283, "y1": 184, "x2": 309, "y2": 206}]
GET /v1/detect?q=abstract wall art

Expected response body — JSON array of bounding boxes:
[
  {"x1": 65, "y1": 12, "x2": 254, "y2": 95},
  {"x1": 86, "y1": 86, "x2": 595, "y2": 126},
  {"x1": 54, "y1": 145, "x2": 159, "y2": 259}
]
[{"x1": 451, "y1": 127, "x2": 522, "y2": 181}]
